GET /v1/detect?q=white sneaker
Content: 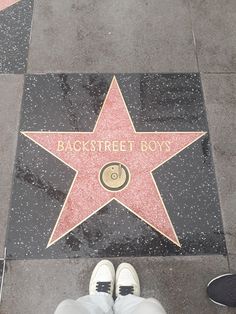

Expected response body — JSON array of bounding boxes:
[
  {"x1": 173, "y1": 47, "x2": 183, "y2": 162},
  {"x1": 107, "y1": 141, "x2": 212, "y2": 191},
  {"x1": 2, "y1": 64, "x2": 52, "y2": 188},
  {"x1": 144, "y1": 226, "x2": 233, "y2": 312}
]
[
  {"x1": 89, "y1": 260, "x2": 115, "y2": 295},
  {"x1": 116, "y1": 263, "x2": 140, "y2": 297}
]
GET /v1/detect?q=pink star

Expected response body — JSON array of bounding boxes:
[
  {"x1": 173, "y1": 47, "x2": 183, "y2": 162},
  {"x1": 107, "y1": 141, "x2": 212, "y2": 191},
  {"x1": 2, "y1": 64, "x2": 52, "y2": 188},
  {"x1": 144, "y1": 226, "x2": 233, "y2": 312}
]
[{"x1": 0, "y1": 0, "x2": 20, "y2": 12}]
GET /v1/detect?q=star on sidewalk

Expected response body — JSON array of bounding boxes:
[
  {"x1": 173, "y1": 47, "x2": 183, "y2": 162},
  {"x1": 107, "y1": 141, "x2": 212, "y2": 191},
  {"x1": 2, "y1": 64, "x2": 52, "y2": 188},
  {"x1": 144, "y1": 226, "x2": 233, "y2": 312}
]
[
  {"x1": 22, "y1": 77, "x2": 206, "y2": 247},
  {"x1": 0, "y1": 0, "x2": 20, "y2": 12}
]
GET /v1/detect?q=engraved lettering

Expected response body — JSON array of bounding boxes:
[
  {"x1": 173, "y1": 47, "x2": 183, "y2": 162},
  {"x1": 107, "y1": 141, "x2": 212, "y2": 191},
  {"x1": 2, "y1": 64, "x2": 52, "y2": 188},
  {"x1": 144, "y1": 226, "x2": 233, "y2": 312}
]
[{"x1": 57, "y1": 140, "x2": 64, "y2": 151}]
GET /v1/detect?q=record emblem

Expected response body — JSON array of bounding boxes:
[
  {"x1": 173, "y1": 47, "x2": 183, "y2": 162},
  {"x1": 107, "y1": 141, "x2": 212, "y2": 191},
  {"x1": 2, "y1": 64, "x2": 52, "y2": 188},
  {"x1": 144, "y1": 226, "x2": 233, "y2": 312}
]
[{"x1": 100, "y1": 162, "x2": 130, "y2": 191}]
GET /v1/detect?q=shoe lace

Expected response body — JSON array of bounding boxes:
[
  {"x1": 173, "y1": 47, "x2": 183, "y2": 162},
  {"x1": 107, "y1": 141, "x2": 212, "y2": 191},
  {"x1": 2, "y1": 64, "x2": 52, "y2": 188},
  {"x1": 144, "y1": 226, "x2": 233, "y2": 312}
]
[
  {"x1": 119, "y1": 286, "x2": 134, "y2": 296},
  {"x1": 96, "y1": 282, "x2": 111, "y2": 293}
]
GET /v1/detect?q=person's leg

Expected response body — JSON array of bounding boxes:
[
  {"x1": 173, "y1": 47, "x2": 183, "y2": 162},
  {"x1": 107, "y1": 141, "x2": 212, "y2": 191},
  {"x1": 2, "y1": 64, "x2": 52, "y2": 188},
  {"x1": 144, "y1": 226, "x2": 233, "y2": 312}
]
[
  {"x1": 114, "y1": 263, "x2": 166, "y2": 314},
  {"x1": 55, "y1": 299, "x2": 87, "y2": 314},
  {"x1": 55, "y1": 294, "x2": 114, "y2": 314},
  {"x1": 114, "y1": 295, "x2": 166, "y2": 314},
  {"x1": 54, "y1": 260, "x2": 115, "y2": 314}
]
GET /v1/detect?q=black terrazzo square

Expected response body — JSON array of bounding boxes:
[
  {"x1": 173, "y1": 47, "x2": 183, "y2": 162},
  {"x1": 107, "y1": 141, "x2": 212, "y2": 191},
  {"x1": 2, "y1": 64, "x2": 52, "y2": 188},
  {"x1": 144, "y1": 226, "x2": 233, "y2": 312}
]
[
  {"x1": 0, "y1": 0, "x2": 33, "y2": 73},
  {"x1": 6, "y1": 73, "x2": 227, "y2": 259}
]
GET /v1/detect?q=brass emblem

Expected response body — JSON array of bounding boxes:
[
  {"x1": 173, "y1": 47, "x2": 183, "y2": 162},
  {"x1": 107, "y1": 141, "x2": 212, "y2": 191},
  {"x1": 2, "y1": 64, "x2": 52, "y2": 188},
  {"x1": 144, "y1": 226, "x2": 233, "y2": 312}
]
[{"x1": 100, "y1": 162, "x2": 130, "y2": 191}]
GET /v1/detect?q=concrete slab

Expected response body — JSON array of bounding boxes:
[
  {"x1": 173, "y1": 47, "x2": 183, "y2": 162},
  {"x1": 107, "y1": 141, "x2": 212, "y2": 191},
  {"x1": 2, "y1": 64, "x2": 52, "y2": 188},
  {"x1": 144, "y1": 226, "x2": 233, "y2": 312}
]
[
  {"x1": 0, "y1": 75, "x2": 23, "y2": 255},
  {"x1": 0, "y1": 260, "x2": 4, "y2": 302},
  {"x1": 189, "y1": 0, "x2": 236, "y2": 72},
  {"x1": 201, "y1": 74, "x2": 236, "y2": 256},
  {"x1": 0, "y1": 256, "x2": 230, "y2": 314},
  {"x1": 28, "y1": 0, "x2": 197, "y2": 73},
  {"x1": 229, "y1": 254, "x2": 236, "y2": 273}
]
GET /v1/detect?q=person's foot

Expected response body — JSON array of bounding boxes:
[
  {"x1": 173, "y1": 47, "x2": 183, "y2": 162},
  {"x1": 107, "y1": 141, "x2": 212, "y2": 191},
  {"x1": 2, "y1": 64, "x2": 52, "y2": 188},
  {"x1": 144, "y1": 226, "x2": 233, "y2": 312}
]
[
  {"x1": 89, "y1": 260, "x2": 115, "y2": 295},
  {"x1": 207, "y1": 273, "x2": 236, "y2": 307},
  {"x1": 116, "y1": 263, "x2": 140, "y2": 297}
]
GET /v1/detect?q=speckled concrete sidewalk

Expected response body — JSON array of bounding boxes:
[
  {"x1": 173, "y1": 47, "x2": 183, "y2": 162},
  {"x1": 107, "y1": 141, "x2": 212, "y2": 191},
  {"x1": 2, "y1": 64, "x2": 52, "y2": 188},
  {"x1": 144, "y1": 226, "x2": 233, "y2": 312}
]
[{"x1": 0, "y1": 1, "x2": 236, "y2": 313}]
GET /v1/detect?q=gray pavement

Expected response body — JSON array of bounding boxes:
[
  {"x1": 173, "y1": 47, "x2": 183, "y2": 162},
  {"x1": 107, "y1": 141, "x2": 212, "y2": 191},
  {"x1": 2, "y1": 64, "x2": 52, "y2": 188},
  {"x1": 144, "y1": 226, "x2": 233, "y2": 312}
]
[
  {"x1": 190, "y1": 0, "x2": 236, "y2": 72},
  {"x1": 0, "y1": 0, "x2": 236, "y2": 313},
  {"x1": 0, "y1": 256, "x2": 233, "y2": 314},
  {"x1": 27, "y1": 0, "x2": 197, "y2": 73},
  {"x1": 230, "y1": 255, "x2": 236, "y2": 273}
]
